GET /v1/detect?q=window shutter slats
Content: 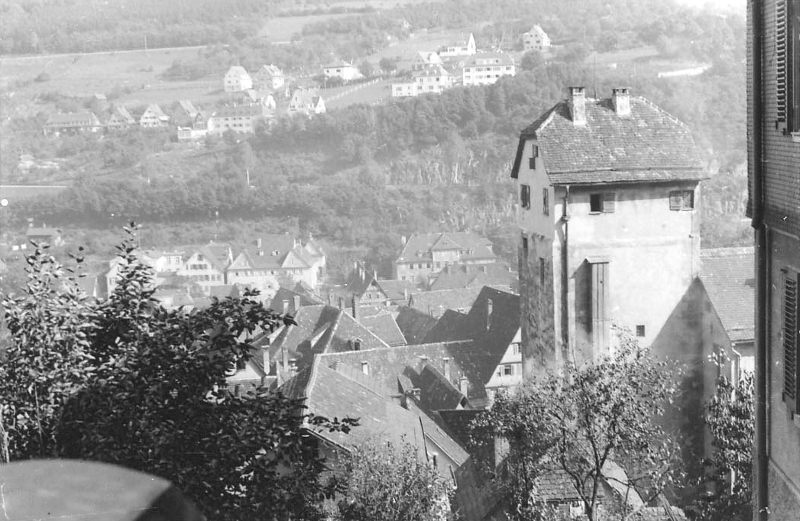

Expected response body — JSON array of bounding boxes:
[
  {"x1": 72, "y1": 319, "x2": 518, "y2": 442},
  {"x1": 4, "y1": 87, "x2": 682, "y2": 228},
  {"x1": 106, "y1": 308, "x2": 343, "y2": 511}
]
[
  {"x1": 784, "y1": 272, "x2": 797, "y2": 399},
  {"x1": 778, "y1": 0, "x2": 788, "y2": 123},
  {"x1": 669, "y1": 191, "x2": 682, "y2": 211},
  {"x1": 603, "y1": 192, "x2": 616, "y2": 213}
]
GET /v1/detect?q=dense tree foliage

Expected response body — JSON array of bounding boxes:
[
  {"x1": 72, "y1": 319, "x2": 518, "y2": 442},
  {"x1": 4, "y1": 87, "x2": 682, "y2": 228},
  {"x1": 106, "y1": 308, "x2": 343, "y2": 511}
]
[
  {"x1": 692, "y1": 373, "x2": 754, "y2": 521},
  {"x1": 0, "y1": 226, "x2": 356, "y2": 520},
  {"x1": 471, "y1": 332, "x2": 683, "y2": 521},
  {"x1": 330, "y1": 439, "x2": 450, "y2": 521}
]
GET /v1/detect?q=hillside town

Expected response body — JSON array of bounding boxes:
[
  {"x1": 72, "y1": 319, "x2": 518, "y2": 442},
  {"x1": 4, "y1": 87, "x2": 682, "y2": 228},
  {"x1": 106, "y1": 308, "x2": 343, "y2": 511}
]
[{"x1": 0, "y1": 0, "x2": 779, "y2": 520}]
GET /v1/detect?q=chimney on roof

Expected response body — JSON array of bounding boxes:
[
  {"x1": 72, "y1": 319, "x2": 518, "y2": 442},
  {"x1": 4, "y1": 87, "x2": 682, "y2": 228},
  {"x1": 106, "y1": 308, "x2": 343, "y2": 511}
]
[
  {"x1": 459, "y1": 376, "x2": 469, "y2": 398},
  {"x1": 612, "y1": 87, "x2": 631, "y2": 117},
  {"x1": 282, "y1": 346, "x2": 289, "y2": 373},
  {"x1": 256, "y1": 238, "x2": 262, "y2": 249},
  {"x1": 282, "y1": 299, "x2": 289, "y2": 314},
  {"x1": 568, "y1": 86, "x2": 587, "y2": 126},
  {"x1": 262, "y1": 348, "x2": 270, "y2": 378},
  {"x1": 401, "y1": 235, "x2": 407, "y2": 245},
  {"x1": 351, "y1": 294, "x2": 359, "y2": 320},
  {"x1": 328, "y1": 293, "x2": 334, "y2": 306},
  {"x1": 292, "y1": 295, "x2": 301, "y2": 313},
  {"x1": 338, "y1": 296, "x2": 344, "y2": 309},
  {"x1": 412, "y1": 388, "x2": 421, "y2": 401},
  {"x1": 486, "y1": 298, "x2": 493, "y2": 330}
]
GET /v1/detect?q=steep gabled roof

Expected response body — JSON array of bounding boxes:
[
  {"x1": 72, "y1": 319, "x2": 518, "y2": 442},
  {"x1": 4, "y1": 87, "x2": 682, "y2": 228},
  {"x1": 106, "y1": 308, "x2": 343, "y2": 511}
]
[
  {"x1": 422, "y1": 309, "x2": 472, "y2": 343},
  {"x1": 359, "y1": 312, "x2": 407, "y2": 347},
  {"x1": 511, "y1": 94, "x2": 704, "y2": 185},
  {"x1": 225, "y1": 65, "x2": 250, "y2": 78},
  {"x1": 408, "y1": 287, "x2": 484, "y2": 317},
  {"x1": 417, "y1": 363, "x2": 468, "y2": 410},
  {"x1": 269, "y1": 287, "x2": 323, "y2": 314},
  {"x1": 268, "y1": 305, "x2": 389, "y2": 369},
  {"x1": 700, "y1": 247, "x2": 755, "y2": 342},
  {"x1": 395, "y1": 306, "x2": 439, "y2": 344}
]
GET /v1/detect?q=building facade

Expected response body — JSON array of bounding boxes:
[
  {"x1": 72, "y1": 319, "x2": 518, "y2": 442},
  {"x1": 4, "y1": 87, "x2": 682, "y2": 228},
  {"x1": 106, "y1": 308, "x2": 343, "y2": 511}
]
[
  {"x1": 207, "y1": 104, "x2": 270, "y2": 135},
  {"x1": 511, "y1": 87, "x2": 705, "y2": 372},
  {"x1": 223, "y1": 66, "x2": 253, "y2": 93},
  {"x1": 139, "y1": 104, "x2": 169, "y2": 128},
  {"x1": 394, "y1": 232, "x2": 497, "y2": 283},
  {"x1": 461, "y1": 53, "x2": 516, "y2": 87},
  {"x1": 748, "y1": 1, "x2": 800, "y2": 518},
  {"x1": 522, "y1": 24, "x2": 551, "y2": 52}
]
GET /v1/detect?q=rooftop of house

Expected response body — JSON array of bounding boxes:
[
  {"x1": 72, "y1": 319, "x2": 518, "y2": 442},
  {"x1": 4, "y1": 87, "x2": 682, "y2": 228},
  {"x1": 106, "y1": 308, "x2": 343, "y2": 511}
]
[
  {"x1": 375, "y1": 278, "x2": 421, "y2": 302},
  {"x1": 231, "y1": 234, "x2": 322, "y2": 271},
  {"x1": 268, "y1": 304, "x2": 389, "y2": 369},
  {"x1": 511, "y1": 88, "x2": 705, "y2": 185},
  {"x1": 318, "y1": 338, "x2": 498, "y2": 402},
  {"x1": 408, "y1": 286, "x2": 485, "y2": 318},
  {"x1": 700, "y1": 246, "x2": 755, "y2": 342},
  {"x1": 429, "y1": 262, "x2": 517, "y2": 291},
  {"x1": 211, "y1": 104, "x2": 268, "y2": 118},
  {"x1": 323, "y1": 61, "x2": 355, "y2": 69},
  {"x1": 45, "y1": 112, "x2": 101, "y2": 126},
  {"x1": 141, "y1": 104, "x2": 168, "y2": 119},
  {"x1": 257, "y1": 64, "x2": 283, "y2": 75},
  {"x1": 225, "y1": 65, "x2": 250, "y2": 77},
  {"x1": 463, "y1": 52, "x2": 515, "y2": 67},
  {"x1": 395, "y1": 306, "x2": 439, "y2": 344},
  {"x1": 108, "y1": 106, "x2": 135, "y2": 122},
  {"x1": 268, "y1": 286, "x2": 323, "y2": 314},
  {"x1": 280, "y1": 358, "x2": 470, "y2": 467},
  {"x1": 25, "y1": 227, "x2": 61, "y2": 237},
  {"x1": 412, "y1": 65, "x2": 451, "y2": 78},
  {"x1": 397, "y1": 232, "x2": 495, "y2": 263},
  {"x1": 358, "y1": 312, "x2": 407, "y2": 347},
  {"x1": 177, "y1": 100, "x2": 199, "y2": 117}
]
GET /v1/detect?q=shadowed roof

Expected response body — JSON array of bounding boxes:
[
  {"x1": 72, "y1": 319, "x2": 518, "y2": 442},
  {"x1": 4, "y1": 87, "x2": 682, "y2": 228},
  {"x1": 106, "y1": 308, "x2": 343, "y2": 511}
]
[{"x1": 700, "y1": 247, "x2": 755, "y2": 342}]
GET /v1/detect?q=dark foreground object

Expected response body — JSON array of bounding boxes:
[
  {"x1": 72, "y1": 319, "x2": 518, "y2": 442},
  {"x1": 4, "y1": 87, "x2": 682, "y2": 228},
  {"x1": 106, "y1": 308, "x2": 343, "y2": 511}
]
[{"x1": 0, "y1": 459, "x2": 204, "y2": 521}]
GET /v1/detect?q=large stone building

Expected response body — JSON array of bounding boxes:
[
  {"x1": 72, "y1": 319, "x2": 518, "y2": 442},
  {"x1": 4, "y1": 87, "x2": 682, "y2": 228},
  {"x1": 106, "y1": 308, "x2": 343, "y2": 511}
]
[
  {"x1": 461, "y1": 53, "x2": 515, "y2": 87},
  {"x1": 748, "y1": 1, "x2": 800, "y2": 518},
  {"x1": 511, "y1": 86, "x2": 705, "y2": 373}
]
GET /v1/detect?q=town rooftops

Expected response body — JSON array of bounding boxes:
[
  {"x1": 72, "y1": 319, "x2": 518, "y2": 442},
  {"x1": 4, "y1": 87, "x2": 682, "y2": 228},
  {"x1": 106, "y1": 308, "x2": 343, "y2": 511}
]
[
  {"x1": 395, "y1": 306, "x2": 438, "y2": 344},
  {"x1": 701, "y1": 247, "x2": 755, "y2": 342},
  {"x1": 397, "y1": 232, "x2": 495, "y2": 263},
  {"x1": 408, "y1": 286, "x2": 484, "y2": 317},
  {"x1": 511, "y1": 88, "x2": 705, "y2": 185},
  {"x1": 429, "y1": 262, "x2": 517, "y2": 291}
]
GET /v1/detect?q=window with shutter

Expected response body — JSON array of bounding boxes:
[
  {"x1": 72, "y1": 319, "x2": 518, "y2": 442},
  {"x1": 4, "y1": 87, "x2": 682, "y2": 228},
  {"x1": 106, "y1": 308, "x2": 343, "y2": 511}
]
[
  {"x1": 521, "y1": 184, "x2": 531, "y2": 209},
  {"x1": 603, "y1": 192, "x2": 616, "y2": 213},
  {"x1": 669, "y1": 191, "x2": 682, "y2": 210},
  {"x1": 777, "y1": 0, "x2": 800, "y2": 130},
  {"x1": 542, "y1": 188, "x2": 549, "y2": 215},
  {"x1": 784, "y1": 269, "x2": 798, "y2": 403}
]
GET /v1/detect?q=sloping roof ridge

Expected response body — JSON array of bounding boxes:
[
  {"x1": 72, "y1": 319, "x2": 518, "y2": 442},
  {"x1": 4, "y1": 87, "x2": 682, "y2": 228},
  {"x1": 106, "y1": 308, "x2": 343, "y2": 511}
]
[
  {"x1": 636, "y1": 95, "x2": 685, "y2": 128},
  {"x1": 304, "y1": 357, "x2": 323, "y2": 408},
  {"x1": 524, "y1": 105, "x2": 558, "y2": 136},
  {"x1": 551, "y1": 165, "x2": 703, "y2": 175},
  {"x1": 700, "y1": 246, "x2": 755, "y2": 257},
  {"x1": 317, "y1": 339, "x2": 473, "y2": 359},
  {"x1": 339, "y1": 312, "x2": 391, "y2": 348}
]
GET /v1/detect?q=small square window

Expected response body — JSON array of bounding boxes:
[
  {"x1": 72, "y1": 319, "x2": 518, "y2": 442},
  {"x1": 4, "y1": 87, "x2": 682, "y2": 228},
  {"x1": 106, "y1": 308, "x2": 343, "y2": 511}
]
[
  {"x1": 590, "y1": 193, "x2": 615, "y2": 213},
  {"x1": 504, "y1": 364, "x2": 513, "y2": 376},
  {"x1": 669, "y1": 190, "x2": 695, "y2": 210},
  {"x1": 636, "y1": 325, "x2": 646, "y2": 337}
]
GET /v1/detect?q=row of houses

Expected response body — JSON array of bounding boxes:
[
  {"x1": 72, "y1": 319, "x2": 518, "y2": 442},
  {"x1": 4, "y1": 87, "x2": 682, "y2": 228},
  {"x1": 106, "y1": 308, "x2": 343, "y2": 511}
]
[
  {"x1": 391, "y1": 34, "x2": 517, "y2": 98},
  {"x1": 98, "y1": 234, "x2": 325, "y2": 306},
  {"x1": 223, "y1": 64, "x2": 286, "y2": 93},
  {"x1": 42, "y1": 87, "x2": 326, "y2": 139}
]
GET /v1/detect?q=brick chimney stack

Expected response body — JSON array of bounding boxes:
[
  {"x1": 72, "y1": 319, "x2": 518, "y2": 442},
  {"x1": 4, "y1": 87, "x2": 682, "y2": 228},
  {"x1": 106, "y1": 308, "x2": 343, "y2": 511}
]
[
  {"x1": 612, "y1": 87, "x2": 631, "y2": 117},
  {"x1": 568, "y1": 86, "x2": 586, "y2": 126},
  {"x1": 486, "y1": 298, "x2": 493, "y2": 330}
]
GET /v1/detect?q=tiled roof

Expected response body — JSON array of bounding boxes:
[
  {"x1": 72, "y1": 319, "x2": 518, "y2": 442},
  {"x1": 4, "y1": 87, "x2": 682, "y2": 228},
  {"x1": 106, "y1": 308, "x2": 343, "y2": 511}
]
[
  {"x1": 268, "y1": 305, "x2": 389, "y2": 369},
  {"x1": 44, "y1": 112, "x2": 101, "y2": 127},
  {"x1": 142, "y1": 104, "x2": 168, "y2": 119},
  {"x1": 436, "y1": 409, "x2": 485, "y2": 448},
  {"x1": 463, "y1": 52, "x2": 515, "y2": 67},
  {"x1": 700, "y1": 247, "x2": 755, "y2": 342},
  {"x1": 395, "y1": 306, "x2": 438, "y2": 344},
  {"x1": 429, "y1": 262, "x2": 517, "y2": 292},
  {"x1": 422, "y1": 309, "x2": 472, "y2": 343},
  {"x1": 413, "y1": 65, "x2": 451, "y2": 78},
  {"x1": 359, "y1": 312, "x2": 407, "y2": 347},
  {"x1": 225, "y1": 65, "x2": 250, "y2": 78},
  {"x1": 25, "y1": 227, "x2": 60, "y2": 237},
  {"x1": 318, "y1": 340, "x2": 493, "y2": 400},
  {"x1": 397, "y1": 232, "x2": 495, "y2": 263},
  {"x1": 375, "y1": 279, "x2": 420, "y2": 302},
  {"x1": 177, "y1": 100, "x2": 199, "y2": 118},
  {"x1": 417, "y1": 363, "x2": 468, "y2": 410},
  {"x1": 269, "y1": 287, "x2": 323, "y2": 314},
  {"x1": 408, "y1": 287, "x2": 484, "y2": 317},
  {"x1": 511, "y1": 94, "x2": 705, "y2": 184},
  {"x1": 281, "y1": 359, "x2": 469, "y2": 468}
]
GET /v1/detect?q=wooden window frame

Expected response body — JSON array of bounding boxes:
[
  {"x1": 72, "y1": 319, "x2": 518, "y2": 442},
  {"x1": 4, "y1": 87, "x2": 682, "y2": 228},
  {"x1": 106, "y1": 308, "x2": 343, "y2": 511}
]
[{"x1": 521, "y1": 184, "x2": 531, "y2": 209}]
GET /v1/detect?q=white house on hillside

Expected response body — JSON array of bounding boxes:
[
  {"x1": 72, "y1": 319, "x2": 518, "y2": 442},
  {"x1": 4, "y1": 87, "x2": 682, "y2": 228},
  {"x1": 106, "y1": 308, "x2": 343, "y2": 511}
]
[
  {"x1": 224, "y1": 66, "x2": 253, "y2": 93},
  {"x1": 462, "y1": 52, "x2": 516, "y2": 87},
  {"x1": 439, "y1": 33, "x2": 476, "y2": 57},
  {"x1": 522, "y1": 25, "x2": 551, "y2": 52},
  {"x1": 323, "y1": 61, "x2": 361, "y2": 81}
]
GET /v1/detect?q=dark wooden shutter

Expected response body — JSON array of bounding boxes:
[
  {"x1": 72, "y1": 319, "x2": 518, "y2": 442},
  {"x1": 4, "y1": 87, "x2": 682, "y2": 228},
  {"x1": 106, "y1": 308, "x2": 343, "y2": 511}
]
[
  {"x1": 784, "y1": 270, "x2": 798, "y2": 401},
  {"x1": 683, "y1": 190, "x2": 694, "y2": 209},
  {"x1": 521, "y1": 184, "x2": 531, "y2": 209},
  {"x1": 778, "y1": 0, "x2": 788, "y2": 123},
  {"x1": 669, "y1": 191, "x2": 682, "y2": 211},
  {"x1": 603, "y1": 192, "x2": 616, "y2": 213}
]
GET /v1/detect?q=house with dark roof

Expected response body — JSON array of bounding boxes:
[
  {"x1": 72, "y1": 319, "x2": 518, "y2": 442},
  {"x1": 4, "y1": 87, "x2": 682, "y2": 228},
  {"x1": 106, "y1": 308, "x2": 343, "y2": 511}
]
[
  {"x1": 394, "y1": 232, "x2": 496, "y2": 283},
  {"x1": 343, "y1": 260, "x2": 420, "y2": 307},
  {"x1": 280, "y1": 358, "x2": 469, "y2": 481},
  {"x1": 267, "y1": 304, "x2": 389, "y2": 373},
  {"x1": 358, "y1": 311, "x2": 406, "y2": 347},
  {"x1": 423, "y1": 287, "x2": 522, "y2": 402},
  {"x1": 395, "y1": 306, "x2": 438, "y2": 344},
  {"x1": 269, "y1": 286, "x2": 323, "y2": 315}
]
